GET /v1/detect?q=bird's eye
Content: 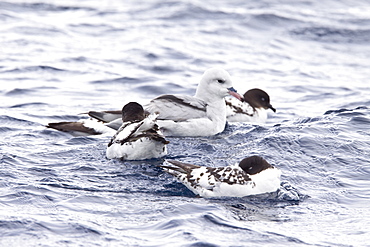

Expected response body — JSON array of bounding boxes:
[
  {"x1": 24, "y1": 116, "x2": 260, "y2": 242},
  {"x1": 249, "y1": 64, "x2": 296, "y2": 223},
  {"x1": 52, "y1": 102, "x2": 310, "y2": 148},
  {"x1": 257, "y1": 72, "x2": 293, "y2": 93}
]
[
  {"x1": 217, "y1": 79, "x2": 225, "y2": 84},
  {"x1": 261, "y1": 97, "x2": 265, "y2": 101}
]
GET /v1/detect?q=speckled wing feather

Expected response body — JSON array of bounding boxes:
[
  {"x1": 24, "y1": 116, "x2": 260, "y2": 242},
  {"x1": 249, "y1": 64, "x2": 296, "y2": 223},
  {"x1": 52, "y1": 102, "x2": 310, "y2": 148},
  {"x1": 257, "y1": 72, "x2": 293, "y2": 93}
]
[
  {"x1": 225, "y1": 97, "x2": 255, "y2": 117},
  {"x1": 107, "y1": 121, "x2": 144, "y2": 147},
  {"x1": 204, "y1": 166, "x2": 252, "y2": 185},
  {"x1": 108, "y1": 113, "x2": 168, "y2": 147},
  {"x1": 162, "y1": 161, "x2": 252, "y2": 193},
  {"x1": 122, "y1": 124, "x2": 169, "y2": 145}
]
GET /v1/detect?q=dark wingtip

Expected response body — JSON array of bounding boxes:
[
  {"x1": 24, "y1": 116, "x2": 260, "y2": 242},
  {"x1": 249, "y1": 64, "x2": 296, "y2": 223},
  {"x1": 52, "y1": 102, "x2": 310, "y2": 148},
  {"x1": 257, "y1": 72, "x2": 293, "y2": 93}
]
[
  {"x1": 46, "y1": 122, "x2": 64, "y2": 130},
  {"x1": 45, "y1": 121, "x2": 100, "y2": 135}
]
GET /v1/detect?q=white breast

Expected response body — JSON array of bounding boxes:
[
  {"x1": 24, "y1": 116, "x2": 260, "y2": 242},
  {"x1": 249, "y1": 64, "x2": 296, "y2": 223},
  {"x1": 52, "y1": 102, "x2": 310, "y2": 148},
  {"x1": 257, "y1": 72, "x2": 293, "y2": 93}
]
[{"x1": 106, "y1": 137, "x2": 167, "y2": 160}]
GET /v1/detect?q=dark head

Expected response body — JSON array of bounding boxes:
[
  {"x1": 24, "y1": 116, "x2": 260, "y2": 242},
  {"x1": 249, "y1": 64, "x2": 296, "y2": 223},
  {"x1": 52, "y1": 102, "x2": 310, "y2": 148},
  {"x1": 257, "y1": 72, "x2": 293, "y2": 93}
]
[
  {"x1": 122, "y1": 102, "x2": 145, "y2": 122},
  {"x1": 243, "y1": 89, "x2": 276, "y2": 112},
  {"x1": 238, "y1": 155, "x2": 273, "y2": 175}
]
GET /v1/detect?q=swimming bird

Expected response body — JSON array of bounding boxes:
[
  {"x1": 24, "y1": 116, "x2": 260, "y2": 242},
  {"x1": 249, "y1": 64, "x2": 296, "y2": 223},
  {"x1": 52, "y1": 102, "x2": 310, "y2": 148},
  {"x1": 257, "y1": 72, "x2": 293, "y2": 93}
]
[
  {"x1": 226, "y1": 88, "x2": 276, "y2": 123},
  {"x1": 86, "y1": 67, "x2": 243, "y2": 136},
  {"x1": 160, "y1": 155, "x2": 281, "y2": 198},
  {"x1": 106, "y1": 102, "x2": 169, "y2": 160}
]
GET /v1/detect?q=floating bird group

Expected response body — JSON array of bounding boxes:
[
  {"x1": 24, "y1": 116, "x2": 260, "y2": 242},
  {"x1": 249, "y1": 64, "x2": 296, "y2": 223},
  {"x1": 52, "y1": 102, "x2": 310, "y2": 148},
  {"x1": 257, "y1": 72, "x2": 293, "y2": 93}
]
[{"x1": 47, "y1": 68, "x2": 280, "y2": 198}]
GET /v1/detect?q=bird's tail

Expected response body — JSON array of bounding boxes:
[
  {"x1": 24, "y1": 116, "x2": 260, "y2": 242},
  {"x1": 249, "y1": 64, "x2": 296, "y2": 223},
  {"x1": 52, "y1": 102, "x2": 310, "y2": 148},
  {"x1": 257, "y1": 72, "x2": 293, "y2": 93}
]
[{"x1": 160, "y1": 160, "x2": 200, "y2": 175}]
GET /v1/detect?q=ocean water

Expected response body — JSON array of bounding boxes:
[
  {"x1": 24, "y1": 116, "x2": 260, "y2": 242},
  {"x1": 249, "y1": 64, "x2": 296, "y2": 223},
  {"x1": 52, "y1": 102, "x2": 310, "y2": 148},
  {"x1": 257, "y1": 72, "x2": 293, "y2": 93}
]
[{"x1": 1, "y1": 0, "x2": 370, "y2": 246}]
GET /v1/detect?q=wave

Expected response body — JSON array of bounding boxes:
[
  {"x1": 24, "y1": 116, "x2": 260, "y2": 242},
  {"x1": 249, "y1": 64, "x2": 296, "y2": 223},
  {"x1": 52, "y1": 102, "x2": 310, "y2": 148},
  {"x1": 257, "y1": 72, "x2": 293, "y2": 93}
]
[
  {"x1": 0, "y1": 2, "x2": 95, "y2": 13},
  {"x1": 291, "y1": 26, "x2": 370, "y2": 43},
  {"x1": 89, "y1": 76, "x2": 154, "y2": 84},
  {"x1": 10, "y1": 25, "x2": 66, "y2": 37},
  {"x1": 2, "y1": 65, "x2": 67, "y2": 74},
  {"x1": 324, "y1": 106, "x2": 368, "y2": 115},
  {"x1": 0, "y1": 115, "x2": 36, "y2": 126},
  {"x1": 9, "y1": 102, "x2": 49, "y2": 108}
]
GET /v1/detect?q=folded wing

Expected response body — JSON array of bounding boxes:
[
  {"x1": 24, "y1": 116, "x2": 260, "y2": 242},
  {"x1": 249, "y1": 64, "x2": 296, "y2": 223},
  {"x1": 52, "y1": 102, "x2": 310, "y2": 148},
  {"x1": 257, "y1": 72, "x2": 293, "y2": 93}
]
[{"x1": 146, "y1": 95, "x2": 207, "y2": 121}]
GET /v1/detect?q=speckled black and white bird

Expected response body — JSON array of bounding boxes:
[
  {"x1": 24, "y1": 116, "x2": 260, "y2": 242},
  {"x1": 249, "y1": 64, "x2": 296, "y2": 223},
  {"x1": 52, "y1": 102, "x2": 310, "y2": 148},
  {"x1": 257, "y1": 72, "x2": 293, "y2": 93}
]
[
  {"x1": 161, "y1": 156, "x2": 281, "y2": 198},
  {"x1": 106, "y1": 102, "x2": 169, "y2": 160},
  {"x1": 226, "y1": 88, "x2": 276, "y2": 123}
]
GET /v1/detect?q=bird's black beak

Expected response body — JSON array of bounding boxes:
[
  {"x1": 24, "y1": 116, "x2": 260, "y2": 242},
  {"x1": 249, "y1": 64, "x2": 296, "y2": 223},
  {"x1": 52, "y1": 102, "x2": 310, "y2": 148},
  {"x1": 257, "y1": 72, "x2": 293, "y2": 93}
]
[{"x1": 269, "y1": 104, "x2": 276, "y2": 113}]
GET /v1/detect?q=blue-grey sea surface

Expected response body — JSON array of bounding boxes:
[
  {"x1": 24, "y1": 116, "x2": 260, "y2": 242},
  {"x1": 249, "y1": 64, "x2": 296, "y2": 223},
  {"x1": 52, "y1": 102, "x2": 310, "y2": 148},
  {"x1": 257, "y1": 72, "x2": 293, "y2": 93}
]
[{"x1": 1, "y1": 0, "x2": 370, "y2": 246}]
